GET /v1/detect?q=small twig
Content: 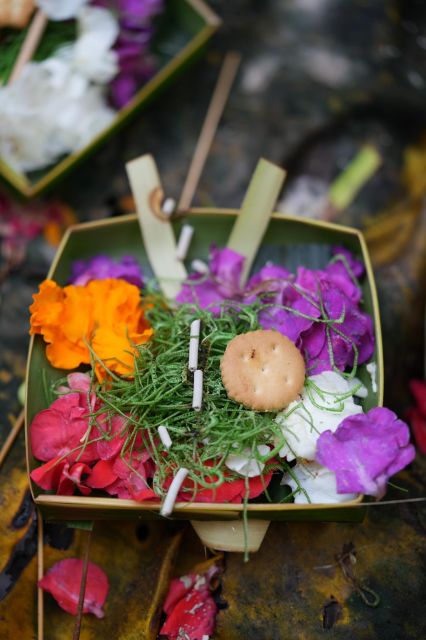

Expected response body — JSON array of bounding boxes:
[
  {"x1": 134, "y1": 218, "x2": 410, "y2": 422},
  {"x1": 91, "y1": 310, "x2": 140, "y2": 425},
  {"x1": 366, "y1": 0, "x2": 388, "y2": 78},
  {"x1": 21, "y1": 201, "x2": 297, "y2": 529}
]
[
  {"x1": 178, "y1": 51, "x2": 241, "y2": 211},
  {"x1": 0, "y1": 408, "x2": 25, "y2": 470},
  {"x1": 72, "y1": 527, "x2": 93, "y2": 640},
  {"x1": 335, "y1": 542, "x2": 380, "y2": 608},
  {"x1": 37, "y1": 511, "x2": 44, "y2": 640},
  {"x1": 8, "y1": 10, "x2": 48, "y2": 85}
]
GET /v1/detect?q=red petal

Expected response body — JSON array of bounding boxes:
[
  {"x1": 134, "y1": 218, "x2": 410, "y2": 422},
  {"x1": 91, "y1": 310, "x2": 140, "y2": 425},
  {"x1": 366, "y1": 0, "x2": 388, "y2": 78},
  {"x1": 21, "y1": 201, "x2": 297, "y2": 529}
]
[
  {"x1": 38, "y1": 558, "x2": 109, "y2": 618},
  {"x1": 57, "y1": 463, "x2": 75, "y2": 496},
  {"x1": 96, "y1": 415, "x2": 127, "y2": 460},
  {"x1": 104, "y1": 478, "x2": 132, "y2": 499},
  {"x1": 407, "y1": 407, "x2": 426, "y2": 454},
  {"x1": 30, "y1": 394, "x2": 99, "y2": 464},
  {"x1": 172, "y1": 468, "x2": 273, "y2": 504},
  {"x1": 160, "y1": 588, "x2": 217, "y2": 639},
  {"x1": 163, "y1": 575, "x2": 197, "y2": 614},
  {"x1": 113, "y1": 452, "x2": 152, "y2": 494},
  {"x1": 130, "y1": 486, "x2": 158, "y2": 502},
  {"x1": 30, "y1": 456, "x2": 65, "y2": 491},
  {"x1": 410, "y1": 380, "x2": 426, "y2": 418},
  {"x1": 87, "y1": 459, "x2": 117, "y2": 489}
]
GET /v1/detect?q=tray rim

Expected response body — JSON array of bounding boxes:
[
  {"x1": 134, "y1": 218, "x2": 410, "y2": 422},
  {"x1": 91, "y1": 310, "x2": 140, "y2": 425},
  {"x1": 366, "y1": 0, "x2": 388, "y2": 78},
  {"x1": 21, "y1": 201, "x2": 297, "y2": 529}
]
[{"x1": 25, "y1": 207, "x2": 383, "y2": 516}]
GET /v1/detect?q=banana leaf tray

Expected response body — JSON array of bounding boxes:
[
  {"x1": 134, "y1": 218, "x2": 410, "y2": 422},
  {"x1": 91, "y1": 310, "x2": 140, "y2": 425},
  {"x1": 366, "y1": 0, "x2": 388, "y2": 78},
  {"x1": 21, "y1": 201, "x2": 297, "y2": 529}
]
[{"x1": 25, "y1": 208, "x2": 384, "y2": 546}]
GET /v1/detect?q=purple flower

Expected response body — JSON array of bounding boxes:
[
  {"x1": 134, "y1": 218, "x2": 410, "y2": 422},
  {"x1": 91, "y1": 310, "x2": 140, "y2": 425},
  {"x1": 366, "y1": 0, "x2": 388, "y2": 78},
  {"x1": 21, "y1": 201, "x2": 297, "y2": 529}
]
[
  {"x1": 118, "y1": 0, "x2": 163, "y2": 29},
  {"x1": 316, "y1": 407, "x2": 416, "y2": 498},
  {"x1": 176, "y1": 246, "x2": 245, "y2": 313},
  {"x1": 97, "y1": 0, "x2": 164, "y2": 108},
  {"x1": 70, "y1": 255, "x2": 143, "y2": 287},
  {"x1": 300, "y1": 279, "x2": 374, "y2": 374},
  {"x1": 332, "y1": 246, "x2": 365, "y2": 279},
  {"x1": 249, "y1": 254, "x2": 373, "y2": 374}
]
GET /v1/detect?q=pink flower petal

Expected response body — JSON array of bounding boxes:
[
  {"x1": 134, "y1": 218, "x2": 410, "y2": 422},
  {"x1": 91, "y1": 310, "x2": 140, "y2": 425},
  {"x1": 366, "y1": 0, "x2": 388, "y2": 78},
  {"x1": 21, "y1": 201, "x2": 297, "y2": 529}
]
[
  {"x1": 30, "y1": 393, "x2": 99, "y2": 464},
  {"x1": 96, "y1": 415, "x2": 127, "y2": 460},
  {"x1": 38, "y1": 558, "x2": 109, "y2": 618},
  {"x1": 87, "y1": 459, "x2": 117, "y2": 489},
  {"x1": 30, "y1": 455, "x2": 66, "y2": 491}
]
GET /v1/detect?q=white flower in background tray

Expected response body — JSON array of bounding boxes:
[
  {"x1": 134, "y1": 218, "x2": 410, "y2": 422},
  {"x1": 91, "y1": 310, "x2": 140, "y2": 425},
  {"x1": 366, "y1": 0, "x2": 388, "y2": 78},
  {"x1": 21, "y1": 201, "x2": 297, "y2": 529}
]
[
  {"x1": 225, "y1": 444, "x2": 271, "y2": 477},
  {"x1": 36, "y1": 0, "x2": 88, "y2": 21},
  {"x1": 73, "y1": 7, "x2": 119, "y2": 83},
  {"x1": 0, "y1": 6, "x2": 118, "y2": 173},
  {"x1": 275, "y1": 370, "x2": 366, "y2": 462},
  {"x1": 282, "y1": 461, "x2": 357, "y2": 504},
  {"x1": 0, "y1": 61, "x2": 115, "y2": 172}
]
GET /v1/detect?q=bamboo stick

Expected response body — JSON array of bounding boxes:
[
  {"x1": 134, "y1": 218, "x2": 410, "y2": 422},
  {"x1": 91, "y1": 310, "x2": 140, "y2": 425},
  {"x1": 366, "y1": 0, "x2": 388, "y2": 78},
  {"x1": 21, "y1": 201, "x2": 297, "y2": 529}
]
[
  {"x1": 126, "y1": 154, "x2": 188, "y2": 300},
  {"x1": 72, "y1": 528, "x2": 93, "y2": 640},
  {"x1": 37, "y1": 511, "x2": 44, "y2": 640},
  {"x1": 178, "y1": 51, "x2": 241, "y2": 211},
  {"x1": 0, "y1": 408, "x2": 25, "y2": 469},
  {"x1": 227, "y1": 158, "x2": 286, "y2": 284},
  {"x1": 8, "y1": 10, "x2": 48, "y2": 85}
]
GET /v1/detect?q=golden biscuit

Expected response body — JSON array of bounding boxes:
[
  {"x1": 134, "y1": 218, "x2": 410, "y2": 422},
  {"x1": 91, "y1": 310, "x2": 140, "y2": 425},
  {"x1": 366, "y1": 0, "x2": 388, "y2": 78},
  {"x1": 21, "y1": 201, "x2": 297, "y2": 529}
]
[
  {"x1": 0, "y1": 0, "x2": 34, "y2": 28},
  {"x1": 220, "y1": 329, "x2": 305, "y2": 411}
]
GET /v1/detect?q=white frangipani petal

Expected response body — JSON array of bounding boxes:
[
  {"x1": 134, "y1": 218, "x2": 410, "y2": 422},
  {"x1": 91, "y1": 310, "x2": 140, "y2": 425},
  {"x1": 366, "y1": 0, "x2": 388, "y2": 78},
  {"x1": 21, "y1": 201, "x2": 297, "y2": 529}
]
[
  {"x1": 282, "y1": 461, "x2": 357, "y2": 504},
  {"x1": 0, "y1": 6, "x2": 118, "y2": 173},
  {"x1": 35, "y1": 0, "x2": 88, "y2": 21},
  {"x1": 275, "y1": 370, "x2": 363, "y2": 461},
  {"x1": 225, "y1": 444, "x2": 270, "y2": 478},
  {"x1": 73, "y1": 8, "x2": 119, "y2": 83}
]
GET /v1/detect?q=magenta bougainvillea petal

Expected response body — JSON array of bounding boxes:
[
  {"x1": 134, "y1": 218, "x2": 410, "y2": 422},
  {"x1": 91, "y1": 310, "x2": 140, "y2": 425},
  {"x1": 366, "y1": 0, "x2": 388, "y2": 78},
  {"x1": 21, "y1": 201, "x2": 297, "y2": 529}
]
[
  {"x1": 70, "y1": 255, "x2": 143, "y2": 287},
  {"x1": 38, "y1": 559, "x2": 109, "y2": 618},
  {"x1": 176, "y1": 246, "x2": 245, "y2": 313},
  {"x1": 316, "y1": 407, "x2": 415, "y2": 498}
]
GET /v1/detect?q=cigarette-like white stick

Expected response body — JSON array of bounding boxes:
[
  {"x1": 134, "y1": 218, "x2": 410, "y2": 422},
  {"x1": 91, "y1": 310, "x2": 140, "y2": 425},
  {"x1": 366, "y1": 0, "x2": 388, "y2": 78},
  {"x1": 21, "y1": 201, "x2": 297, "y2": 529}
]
[
  {"x1": 189, "y1": 319, "x2": 201, "y2": 372},
  {"x1": 160, "y1": 467, "x2": 189, "y2": 517},
  {"x1": 158, "y1": 425, "x2": 172, "y2": 450},
  {"x1": 162, "y1": 197, "x2": 176, "y2": 216},
  {"x1": 176, "y1": 224, "x2": 194, "y2": 261},
  {"x1": 191, "y1": 259, "x2": 209, "y2": 274},
  {"x1": 192, "y1": 369, "x2": 203, "y2": 411}
]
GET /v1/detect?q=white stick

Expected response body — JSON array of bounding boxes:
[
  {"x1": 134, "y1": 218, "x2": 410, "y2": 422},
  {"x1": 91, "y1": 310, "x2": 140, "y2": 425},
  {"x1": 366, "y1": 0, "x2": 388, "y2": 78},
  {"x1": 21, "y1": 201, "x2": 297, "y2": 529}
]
[
  {"x1": 176, "y1": 224, "x2": 194, "y2": 261},
  {"x1": 160, "y1": 467, "x2": 189, "y2": 517},
  {"x1": 191, "y1": 259, "x2": 209, "y2": 274},
  {"x1": 188, "y1": 319, "x2": 201, "y2": 372},
  {"x1": 158, "y1": 425, "x2": 172, "y2": 450},
  {"x1": 192, "y1": 369, "x2": 203, "y2": 411},
  {"x1": 162, "y1": 197, "x2": 176, "y2": 216}
]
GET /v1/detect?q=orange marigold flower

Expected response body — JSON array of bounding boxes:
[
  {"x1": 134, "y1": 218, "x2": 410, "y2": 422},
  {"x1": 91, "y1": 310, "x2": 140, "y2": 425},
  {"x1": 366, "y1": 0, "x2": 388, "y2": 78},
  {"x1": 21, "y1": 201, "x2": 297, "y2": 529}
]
[{"x1": 30, "y1": 278, "x2": 152, "y2": 379}]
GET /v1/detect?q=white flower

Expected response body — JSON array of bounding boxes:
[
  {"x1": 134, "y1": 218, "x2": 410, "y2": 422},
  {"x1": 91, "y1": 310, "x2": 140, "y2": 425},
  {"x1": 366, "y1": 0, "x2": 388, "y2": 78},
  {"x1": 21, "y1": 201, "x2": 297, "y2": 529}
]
[
  {"x1": 0, "y1": 59, "x2": 115, "y2": 173},
  {"x1": 0, "y1": 6, "x2": 118, "y2": 173},
  {"x1": 275, "y1": 370, "x2": 364, "y2": 461},
  {"x1": 225, "y1": 444, "x2": 271, "y2": 478},
  {"x1": 35, "y1": 0, "x2": 88, "y2": 21},
  {"x1": 282, "y1": 461, "x2": 357, "y2": 504},
  {"x1": 73, "y1": 7, "x2": 119, "y2": 83}
]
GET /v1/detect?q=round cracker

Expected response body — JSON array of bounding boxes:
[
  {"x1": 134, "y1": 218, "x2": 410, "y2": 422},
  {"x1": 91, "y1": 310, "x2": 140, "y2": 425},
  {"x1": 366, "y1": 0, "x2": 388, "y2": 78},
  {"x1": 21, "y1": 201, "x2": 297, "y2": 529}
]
[{"x1": 220, "y1": 329, "x2": 305, "y2": 411}]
